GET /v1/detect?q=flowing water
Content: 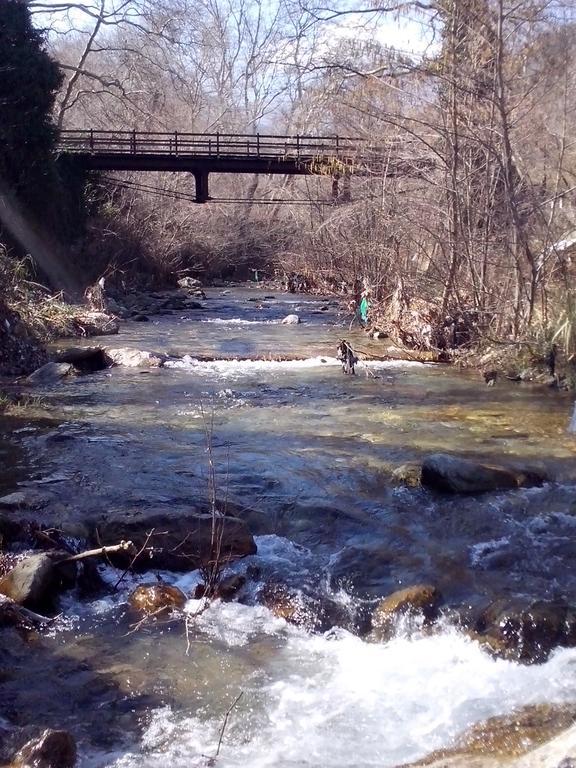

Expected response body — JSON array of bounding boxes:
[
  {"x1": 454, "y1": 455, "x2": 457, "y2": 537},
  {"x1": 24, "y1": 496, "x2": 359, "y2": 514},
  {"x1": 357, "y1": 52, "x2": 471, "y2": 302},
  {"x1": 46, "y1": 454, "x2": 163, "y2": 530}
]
[{"x1": 2, "y1": 286, "x2": 576, "y2": 767}]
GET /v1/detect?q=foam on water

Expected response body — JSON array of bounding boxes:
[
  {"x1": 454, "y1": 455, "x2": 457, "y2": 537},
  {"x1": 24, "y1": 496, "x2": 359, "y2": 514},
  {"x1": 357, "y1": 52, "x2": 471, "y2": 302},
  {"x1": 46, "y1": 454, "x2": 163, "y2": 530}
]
[
  {"x1": 200, "y1": 318, "x2": 277, "y2": 325},
  {"x1": 85, "y1": 615, "x2": 576, "y2": 768},
  {"x1": 164, "y1": 356, "x2": 425, "y2": 378}
]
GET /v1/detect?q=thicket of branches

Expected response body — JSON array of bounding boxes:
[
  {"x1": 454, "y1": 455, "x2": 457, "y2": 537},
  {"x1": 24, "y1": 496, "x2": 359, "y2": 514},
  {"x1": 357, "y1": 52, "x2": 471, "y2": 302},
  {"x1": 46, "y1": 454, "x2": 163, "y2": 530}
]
[{"x1": 33, "y1": 0, "x2": 576, "y2": 351}]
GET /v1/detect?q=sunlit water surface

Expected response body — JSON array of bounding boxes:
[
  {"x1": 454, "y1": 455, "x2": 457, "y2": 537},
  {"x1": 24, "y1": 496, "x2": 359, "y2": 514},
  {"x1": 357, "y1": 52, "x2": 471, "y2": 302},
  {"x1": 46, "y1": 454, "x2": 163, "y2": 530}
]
[{"x1": 2, "y1": 286, "x2": 576, "y2": 767}]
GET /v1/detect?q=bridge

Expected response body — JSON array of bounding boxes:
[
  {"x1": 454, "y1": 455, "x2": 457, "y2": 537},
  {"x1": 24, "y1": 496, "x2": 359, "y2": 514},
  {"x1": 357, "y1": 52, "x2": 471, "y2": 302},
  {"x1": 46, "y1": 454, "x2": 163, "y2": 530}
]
[{"x1": 57, "y1": 129, "x2": 428, "y2": 203}]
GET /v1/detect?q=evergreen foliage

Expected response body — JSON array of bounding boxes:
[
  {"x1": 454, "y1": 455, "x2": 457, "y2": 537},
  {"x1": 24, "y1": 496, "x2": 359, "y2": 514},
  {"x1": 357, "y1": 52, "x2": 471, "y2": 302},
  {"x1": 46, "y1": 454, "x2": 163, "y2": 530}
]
[{"x1": 0, "y1": 1, "x2": 62, "y2": 211}]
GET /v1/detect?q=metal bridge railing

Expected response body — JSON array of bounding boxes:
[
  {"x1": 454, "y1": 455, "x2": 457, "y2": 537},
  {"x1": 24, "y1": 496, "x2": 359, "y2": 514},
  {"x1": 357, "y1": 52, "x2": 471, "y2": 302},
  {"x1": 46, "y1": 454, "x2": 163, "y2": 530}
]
[{"x1": 57, "y1": 129, "x2": 363, "y2": 160}]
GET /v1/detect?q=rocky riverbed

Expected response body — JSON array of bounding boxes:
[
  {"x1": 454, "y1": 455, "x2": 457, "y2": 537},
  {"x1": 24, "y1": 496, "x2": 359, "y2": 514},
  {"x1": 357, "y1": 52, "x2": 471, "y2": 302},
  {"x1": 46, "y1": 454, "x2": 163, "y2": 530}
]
[{"x1": 1, "y1": 285, "x2": 576, "y2": 767}]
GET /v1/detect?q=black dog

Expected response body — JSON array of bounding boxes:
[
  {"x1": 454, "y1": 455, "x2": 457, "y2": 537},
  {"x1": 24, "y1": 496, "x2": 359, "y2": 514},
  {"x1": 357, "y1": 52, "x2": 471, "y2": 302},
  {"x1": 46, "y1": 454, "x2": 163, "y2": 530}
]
[{"x1": 337, "y1": 339, "x2": 358, "y2": 375}]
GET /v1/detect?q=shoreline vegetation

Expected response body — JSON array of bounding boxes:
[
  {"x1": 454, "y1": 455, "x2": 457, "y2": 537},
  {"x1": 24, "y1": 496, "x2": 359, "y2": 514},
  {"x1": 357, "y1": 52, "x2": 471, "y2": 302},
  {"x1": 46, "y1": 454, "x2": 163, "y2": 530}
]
[{"x1": 1, "y1": 0, "x2": 576, "y2": 765}]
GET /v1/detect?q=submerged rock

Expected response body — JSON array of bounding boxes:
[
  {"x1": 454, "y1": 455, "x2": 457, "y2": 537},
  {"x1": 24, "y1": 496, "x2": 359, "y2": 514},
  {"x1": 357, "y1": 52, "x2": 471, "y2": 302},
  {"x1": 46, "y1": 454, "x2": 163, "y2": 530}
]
[
  {"x1": 260, "y1": 582, "x2": 350, "y2": 633},
  {"x1": 104, "y1": 348, "x2": 167, "y2": 368},
  {"x1": 420, "y1": 453, "x2": 545, "y2": 494},
  {"x1": 473, "y1": 598, "x2": 576, "y2": 664},
  {"x1": 26, "y1": 362, "x2": 73, "y2": 385},
  {"x1": 391, "y1": 463, "x2": 422, "y2": 487},
  {"x1": 128, "y1": 583, "x2": 186, "y2": 615},
  {"x1": 371, "y1": 584, "x2": 442, "y2": 641},
  {"x1": 281, "y1": 314, "x2": 300, "y2": 325},
  {"x1": 96, "y1": 511, "x2": 256, "y2": 571},
  {"x1": 329, "y1": 543, "x2": 395, "y2": 599}
]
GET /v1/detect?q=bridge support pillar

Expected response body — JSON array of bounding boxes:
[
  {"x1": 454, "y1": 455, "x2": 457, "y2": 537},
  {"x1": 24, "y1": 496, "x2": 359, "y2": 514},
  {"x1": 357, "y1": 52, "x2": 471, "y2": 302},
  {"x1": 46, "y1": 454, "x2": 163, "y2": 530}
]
[
  {"x1": 193, "y1": 171, "x2": 210, "y2": 203},
  {"x1": 332, "y1": 172, "x2": 351, "y2": 203}
]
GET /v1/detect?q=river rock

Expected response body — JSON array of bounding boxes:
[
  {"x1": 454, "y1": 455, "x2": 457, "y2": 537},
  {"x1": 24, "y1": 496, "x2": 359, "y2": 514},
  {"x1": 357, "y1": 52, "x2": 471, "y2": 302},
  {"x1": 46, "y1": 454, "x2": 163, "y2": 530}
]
[
  {"x1": 7, "y1": 727, "x2": 77, "y2": 768},
  {"x1": 391, "y1": 463, "x2": 422, "y2": 487},
  {"x1": 194, "y1": 573, "x2": 247, "y2": 600},
  {"x1": 371, "y1": 584, "x2": 442, "y2": 641},
  {"x1": 474, "y1": 598, "x2": 576, "y2": 664},
  {"x1": 421, "y1": 454, "x2": 520, "y2": 494},
  {"x1": 329, "y1": 543, "x2": 395, "y2": 598},
  {"x1": 95, "y1": 511, "x2": 256, "y2": 571},
  {"x1": 260, "y1": 582, "x2": 350, "y2": 633},
  {"x1": 26, "y1": 362, "x2": 73, "y2": 385},
  {"x1": 281, "y1": 314, "x2": 300, "y2": 325},
  {"x1": 53, "y1": 347, "x2": 109, "y2": 372},
  {"x1": 178, "y1": 277, "x2": 202, "y2": 290},
  {"x1": 0, "y1": 552, "x2": 76, "y2": 611},
  {"x1": 104, "y1": 348, "x2": 167, "y2": 368},
  {"x1": 73, "y1": 310, "x2": 119, "y2": 336},
  {"x1": 0, "y1": 492, "x2": 27, "y2": 508},
  {"x1": 128, "y1": 583, "x2": 187, "y2": 615},
  {"x1": 401, "y1": 705, "x2": 576, "y2": 768}
]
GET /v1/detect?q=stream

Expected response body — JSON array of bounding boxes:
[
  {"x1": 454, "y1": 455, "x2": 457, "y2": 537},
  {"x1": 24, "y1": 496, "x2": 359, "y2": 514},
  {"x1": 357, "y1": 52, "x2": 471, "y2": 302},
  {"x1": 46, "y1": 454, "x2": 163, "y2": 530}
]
[{"x1": 2, "y1": 286, "x2": 576, "y2": 767}]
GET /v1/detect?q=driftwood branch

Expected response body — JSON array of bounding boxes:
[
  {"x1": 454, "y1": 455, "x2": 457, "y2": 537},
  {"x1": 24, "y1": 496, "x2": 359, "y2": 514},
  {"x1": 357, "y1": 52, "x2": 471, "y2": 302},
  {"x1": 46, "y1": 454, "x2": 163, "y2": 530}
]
[
  {"x1": 0, "y1": 595, "x2": 54, "y2": 626},
  {"x1": 205, "y1": 691, "x2": 244, "y2": 765},
  {"x1": 62, "y1": 541, "x2": 136, "y2": 562},
  {"x1": 113, "y1": 529, "x2": 155, "y2": 591}
]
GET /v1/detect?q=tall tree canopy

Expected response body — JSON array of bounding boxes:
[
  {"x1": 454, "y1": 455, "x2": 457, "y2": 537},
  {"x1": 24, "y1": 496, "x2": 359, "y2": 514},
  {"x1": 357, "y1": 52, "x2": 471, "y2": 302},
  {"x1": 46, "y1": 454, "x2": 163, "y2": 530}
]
[{"x1": 0, "y1": 0, "x2": 62, "y2": 208}]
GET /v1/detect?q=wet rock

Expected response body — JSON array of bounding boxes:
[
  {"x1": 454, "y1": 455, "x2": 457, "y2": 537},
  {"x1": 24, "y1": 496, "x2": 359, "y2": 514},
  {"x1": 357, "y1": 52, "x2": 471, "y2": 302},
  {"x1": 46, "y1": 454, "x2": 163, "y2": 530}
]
[
  {"x1": 215, "y1": 573, "x2": 246, "y2": 601},
  {"x1": 26, "y1": 362, "x2": 73, "y2": 385},
  {"x1": 131, "y1": 314, "x2": 150, "y2": 322},
  {"x1": 9, "y1": 728, "x2": 77, "y2": 768},
  {"x1": 474, "y1": 599, "x2": 576, "y2": 663},
  {"x1": 105, "y1": 297, "x2": 131, "y2": 319},
  {"x1": 260, "y1": 582, "x2": 350, "y2": 633},
  {"x1": 0, "y1": 552, "x2": 76, "y2": 612},
  {"x1": 0, "y1": 492, "x2": 27, "y2": 508},
  {"x1": 421, "y1": 453, "x2": 529, "y2": 494},
  {"x1": 104, "y1": 348, "x2": 167, "y2": 368},
  {"x1": 401, "y1": 705, "x2": 576, "y2": 767},
  {"x1": 0, "y1": 595, "x2": 40, "y2": 631},
  {"x1": 52, "y1": 346, "x2": 109, "y2": 372},
  {"x1": 281, "y1": 314, "x2": 300, "y2": 325},
  {"x1": 128, "y1": 583, "x2": 186, "y2": 615},
  {"x1": 329, "y1": 543, "x2": 395, "y2": 598},
  {"x1": 391, "y1": 463, "x2": 422, "y2": 487},
  {"x1": 95, "y1": 511, "x2": 256, "y2": 571},
  {"x1": 178, "y1": 277, "x2": 202, "y2": 290},
  {"x1": 371, "y1": 584, "x2": 442, "y2": 641},
  {"x1": 193, "y1": 574, "x2": 247, "y2": 601}
]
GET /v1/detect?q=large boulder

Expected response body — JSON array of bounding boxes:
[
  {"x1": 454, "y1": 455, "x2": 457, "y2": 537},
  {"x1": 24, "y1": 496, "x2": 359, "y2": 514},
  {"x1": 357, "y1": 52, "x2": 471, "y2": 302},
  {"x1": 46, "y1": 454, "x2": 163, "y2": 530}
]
[
  {"x1": 421, "y1": 453, "x2": 538, "y2": 494},
  {"x1": 474, "y1": 599, "x2": 576, "y2": 664},
  {"x1": 0, "y1": 552, "x2": 76, "y2": 612},
  {"x1": 371, "y1": 584, "x2": 442, "y2": 641},
  {"x1": 95, "y1": 511, "x2": 256, "y2": 571},
  {"x1": 104, "y1": 348, "x2": 167, "y2": 368}
]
